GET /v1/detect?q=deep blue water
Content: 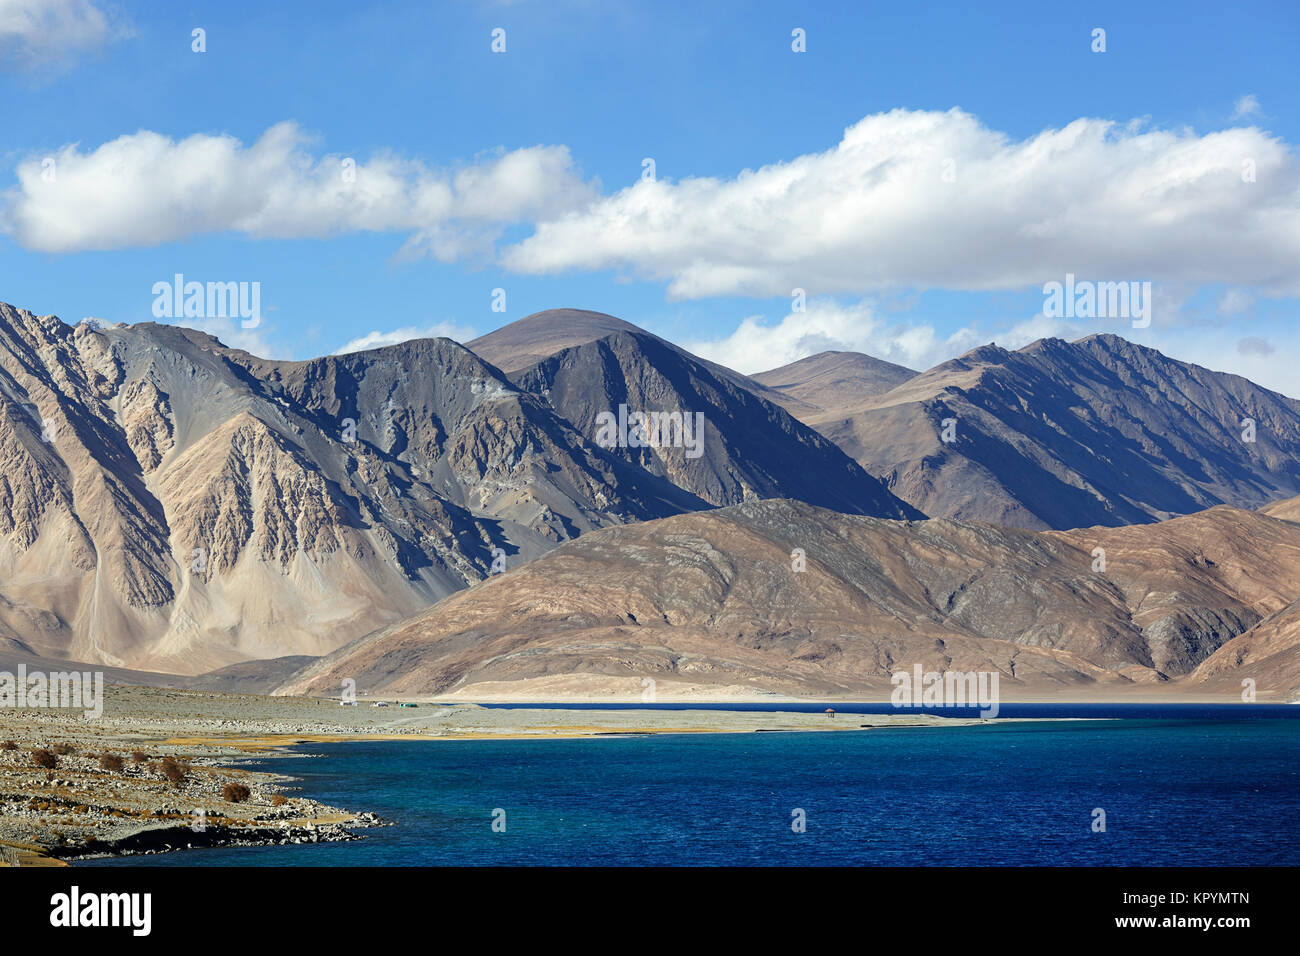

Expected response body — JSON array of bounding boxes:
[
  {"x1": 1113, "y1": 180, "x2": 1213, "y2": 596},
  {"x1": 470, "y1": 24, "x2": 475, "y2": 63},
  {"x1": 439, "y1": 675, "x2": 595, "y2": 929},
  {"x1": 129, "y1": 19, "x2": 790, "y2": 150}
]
[
  {"x1": 83, "y1": 713, "x2": 1299, "y2": 866},
  {"x1": 481, "y1": 701, "x2": 1300, "y2": 720}
]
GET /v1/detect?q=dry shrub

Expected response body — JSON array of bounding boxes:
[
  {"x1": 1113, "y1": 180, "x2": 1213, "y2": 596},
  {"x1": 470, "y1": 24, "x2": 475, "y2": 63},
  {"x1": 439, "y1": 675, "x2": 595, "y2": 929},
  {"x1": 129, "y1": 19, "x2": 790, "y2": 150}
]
[
  {"x1": 98, "y1": 753, "x2": 125, "y2": 772},
  {"x1": 270, "y1": 794, "x2": 288, "y2": 807},
  {"x1": 158, "y1": 756, "x2": 186, "y2": 786},
  {"x1": 222, "y1": 783, "x2": 251, "y2": 803},
  {"x1": 1, "y1": 740, "x2": 17, "y2": 751},
  {"x1": 31, "y1": 749, "x2": 57, "y2": 769},
  {"x1": 52, "y1": 742, "x2": 75, "y2": 756},
  {"x1": 130, "y1": 750, "x2": 148, "y2": 763}
]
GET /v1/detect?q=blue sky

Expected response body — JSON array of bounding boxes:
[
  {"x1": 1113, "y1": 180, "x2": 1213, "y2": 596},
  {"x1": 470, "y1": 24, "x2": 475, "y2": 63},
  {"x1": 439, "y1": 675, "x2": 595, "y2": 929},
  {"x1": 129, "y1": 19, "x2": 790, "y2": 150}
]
[{"x1": 1, "y1": 0, "x2": 1298, "y2": 390}]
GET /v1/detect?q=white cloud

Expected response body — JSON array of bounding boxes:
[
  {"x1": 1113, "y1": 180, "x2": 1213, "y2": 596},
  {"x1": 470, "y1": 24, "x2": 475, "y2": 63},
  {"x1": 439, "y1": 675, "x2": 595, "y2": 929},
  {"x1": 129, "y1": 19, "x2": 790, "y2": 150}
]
[
  {"x1": 0, "y1": 0, "x2": 125, "y2": 70},
  {"x1": 334, "y1": 322, "x2": 478, "y2": 354},
  {"x1": 1234, "y1": 94, "x2": 1262, "y2": 118},
  {"x1": 501, "y1": 108, "x2": 1300, "y2": 299},
  {"x1": 3, "y1": 122, "x2": 597, "y2": 254},
  {"x1": 1217, "y1": 288, "x2": 1254, "y2": 317},
  {"x1": 682, "y1": 299, "x2": 981, "y2": 374},
  {"x1": 13, "y1": 109, "x2": 1300, "y2": 306},
  {"x1": 677, "y1": 285, "x2": 1300, "y2": 399}
]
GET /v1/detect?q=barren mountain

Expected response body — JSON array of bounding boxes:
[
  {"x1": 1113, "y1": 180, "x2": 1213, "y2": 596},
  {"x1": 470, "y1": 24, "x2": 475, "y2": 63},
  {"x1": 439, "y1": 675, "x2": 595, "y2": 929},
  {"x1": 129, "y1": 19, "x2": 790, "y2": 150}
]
[
  {"x1": 1259, "y1": 495, "x2": 1300, "y2": 522},
  {"x1": 1183, "y1": 495, "x2": 1300, "y2": 698},
  {"x1": 0, "y1": 639, "x2": 314, "y2": 695},
  {"x1": 8, "y1": 295, "x2": 1300, "y2": 696},
  {"x1": 278, "y1": 498, "x2": 1300, "y2": 701},
  {"x1": 510, "y1": 328, "x2": 922, "y2": 517},
  {"x1": 1190, "y1": 598, "x2": 1300, "y2": 700},
  {"x1": 468, "y1": 308, "x2": 641, "y2": 374},
  {"x1": 0, "y1": 301, "x2": 701, "y2": 673},
  {"x1": 794, "y1": 334, "x2": 1300, "y2": 530},
  {"x1": 469, "y1": 308, "x2": 808, "y2": 411},
  {"x1": 752, "y1": 350, "x2": 917, "y2": 417}
]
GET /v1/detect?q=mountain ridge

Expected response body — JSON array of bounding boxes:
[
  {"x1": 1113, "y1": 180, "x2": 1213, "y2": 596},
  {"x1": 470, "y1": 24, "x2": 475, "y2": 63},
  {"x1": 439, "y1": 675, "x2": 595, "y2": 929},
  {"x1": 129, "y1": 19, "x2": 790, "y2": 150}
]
[
  {"x1": 507, "y1": 326, "x2": 923, "y2": 518},
  {"x1": 5, "y1": 298, "x2": 1298, "y2": 691},
  {"x1": 752, "y1": 349, "x2": 918, "y2": 417},
  {"x1": 0, "y1": 301, "x2": 704, "y2": 672},
  {"x1": 789, "y1": 332, "x2": 1300, "y2": 529},
  {"x1": 277, "y1": 496, "x2": 1300, "y2": 700}
]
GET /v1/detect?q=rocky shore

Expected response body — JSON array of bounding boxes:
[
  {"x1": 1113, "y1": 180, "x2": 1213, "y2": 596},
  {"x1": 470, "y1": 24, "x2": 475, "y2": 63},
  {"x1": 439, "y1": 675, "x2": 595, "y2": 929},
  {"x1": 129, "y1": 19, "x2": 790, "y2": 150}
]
[{"x1": 0, "y1": 710, "x2": 385, "y2": 864}]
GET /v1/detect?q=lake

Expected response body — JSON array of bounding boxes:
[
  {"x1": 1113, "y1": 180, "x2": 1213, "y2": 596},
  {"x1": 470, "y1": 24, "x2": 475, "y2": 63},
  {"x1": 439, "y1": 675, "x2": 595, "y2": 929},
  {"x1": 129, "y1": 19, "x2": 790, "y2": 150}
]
[{"x1": 83, "y1": 707, "x2": 1300, "y2": 866}]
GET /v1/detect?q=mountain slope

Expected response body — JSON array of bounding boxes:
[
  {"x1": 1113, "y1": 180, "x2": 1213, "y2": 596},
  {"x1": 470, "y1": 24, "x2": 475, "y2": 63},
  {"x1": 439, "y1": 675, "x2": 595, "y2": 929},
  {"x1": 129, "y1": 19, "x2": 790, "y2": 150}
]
[
  {"x1": 468, "y1": 308, "x2": 810, "y2": 413},
  {"x1": 278, "y1": 498, "x2": 1300, "y2": 701},
  {"x1": 467, "y1": 308, "x2": 642, "y2": 374},
  {"x1": 0, "y1": 301, "x2": 703, "y2": 673},
  {"x1": 1187, "y1": 493, "x2": 1300, "y2": 700},
  {"x1": 802, "y1": 334, "x2": 1300, "y2": 530},
  {"x1": 222, "y1": 332, "x2": 705, "y2": 539},
  {"x1": 751, "y1": 350, "x2": 918, "y2": 417},
  {"x1": 1259, "y1": 495, "x2": 1300, "y2": 522},
  {"x1": 1191, "y1": 598, "x2": 1300, "y2": 701},
  {"x1": 510, "y1": 329, "x2": 922, "y2": 517}
]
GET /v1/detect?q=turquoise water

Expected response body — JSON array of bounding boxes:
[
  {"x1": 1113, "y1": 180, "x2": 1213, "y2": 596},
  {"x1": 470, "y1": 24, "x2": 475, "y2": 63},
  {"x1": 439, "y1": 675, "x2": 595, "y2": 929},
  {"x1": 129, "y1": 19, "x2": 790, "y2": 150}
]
[{"x1": 85, "y1": 713, "x2": 1299, "y2": 866}]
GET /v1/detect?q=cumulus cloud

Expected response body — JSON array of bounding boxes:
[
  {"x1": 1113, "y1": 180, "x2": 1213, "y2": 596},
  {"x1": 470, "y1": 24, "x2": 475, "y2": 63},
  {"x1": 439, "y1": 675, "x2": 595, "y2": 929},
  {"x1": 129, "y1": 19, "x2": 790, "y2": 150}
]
[
  {"x1": 0, "y1": 0, "x2": 126, "y2": 70},
  {"x1": 681, "y1": 298, "x2": 1140, "y2": 378},
  {"x1": 3, "y1": 121, "x2": 597, "y2": 254},
  {"x1": 682, "y1": 299, "x2": 982, "y2": 374},
  {"x1": 11, "y1": 109, "x2": 1300, "y2": 303},
  {"x1": 501, "y1": 108, "x2": 1300, "y2": 299},
  {"x1": 334, "y1": 321, "x2": 478, "y2": 354},
  {"x1": 679, "y1": 287, "x2": 1300, "y2": 404}
]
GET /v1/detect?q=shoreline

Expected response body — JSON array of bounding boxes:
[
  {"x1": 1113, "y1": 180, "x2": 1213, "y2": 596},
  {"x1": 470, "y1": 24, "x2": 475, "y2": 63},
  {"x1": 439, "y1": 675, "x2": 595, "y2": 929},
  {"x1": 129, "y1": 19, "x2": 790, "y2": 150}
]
[
  {"x1": 2, "y1": 684, "x2": 1292, "y2": 866},
  {"x1": 0, "y1": 684, "x2": 1013, "y2": 865},
  {"x1": 426, "y1": 689, "x2": 1298, "y2": 705}
]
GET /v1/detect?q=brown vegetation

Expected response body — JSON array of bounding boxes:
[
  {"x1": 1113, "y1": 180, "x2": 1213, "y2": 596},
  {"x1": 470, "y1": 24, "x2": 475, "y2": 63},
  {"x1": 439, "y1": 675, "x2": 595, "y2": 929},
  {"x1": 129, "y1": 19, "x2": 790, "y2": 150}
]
[
  {"x1": 158, "y1": 756, "x2": 186, "y2": 786},
  {"x1": 31, "y1": 749, "x2": 57, "y2": 769},
  {"x1": 98, "y1": 753, "x2": 125, "y2": 772},
  {"x1": 222, "y1": 783, "x2": 251, "y2": 803}
]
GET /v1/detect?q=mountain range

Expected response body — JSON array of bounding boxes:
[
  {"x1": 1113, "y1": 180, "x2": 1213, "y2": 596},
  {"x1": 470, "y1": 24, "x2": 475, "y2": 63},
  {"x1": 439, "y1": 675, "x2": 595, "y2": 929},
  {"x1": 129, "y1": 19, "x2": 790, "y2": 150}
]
[
  {"x1": 777, "y1": 334, "x2": 1300, "y2": 530},
  {"x1": 280, "y1": 496, "x2": 1300, "y2": 700},
  {"x1": 1, "y1": 298, "x2": 1298, "y2": 698},
  {"x1": 0, "y1": 302, "x2": 705, "y2": 672}
]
